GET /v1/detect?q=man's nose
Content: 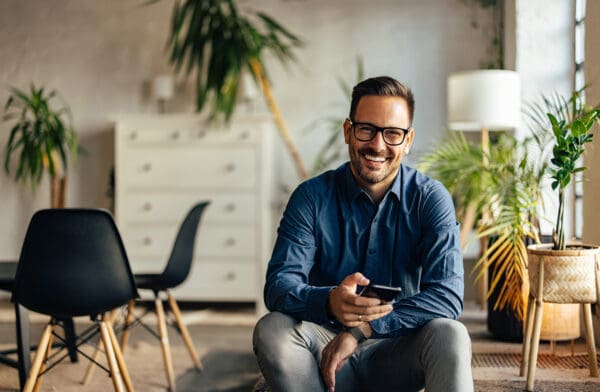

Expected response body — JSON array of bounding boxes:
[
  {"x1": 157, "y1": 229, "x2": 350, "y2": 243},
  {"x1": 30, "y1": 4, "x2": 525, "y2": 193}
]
[{"x1": 366, "y1": 130, "x2": 387, "y2": 149}]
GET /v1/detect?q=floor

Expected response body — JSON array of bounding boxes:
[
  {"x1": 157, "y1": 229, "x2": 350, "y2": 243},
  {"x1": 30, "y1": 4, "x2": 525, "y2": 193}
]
[{"x1": 0, "y1": 300, "x2": 599, "y2": 391}]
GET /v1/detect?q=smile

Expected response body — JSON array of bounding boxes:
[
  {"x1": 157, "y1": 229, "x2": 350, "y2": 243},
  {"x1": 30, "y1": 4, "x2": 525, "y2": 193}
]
[{"x1": 363, "y1": 154, "x2": 387, "y2": 163}]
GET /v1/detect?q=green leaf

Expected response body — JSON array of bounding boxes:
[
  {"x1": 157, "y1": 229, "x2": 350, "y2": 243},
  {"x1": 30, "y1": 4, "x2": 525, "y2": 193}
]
[
  {"x1": 165, "y1": 0, "x2": 302, "y2": 121},
  {"x1": 2, "y1": 83, "x2": 79, "y2": 191}
]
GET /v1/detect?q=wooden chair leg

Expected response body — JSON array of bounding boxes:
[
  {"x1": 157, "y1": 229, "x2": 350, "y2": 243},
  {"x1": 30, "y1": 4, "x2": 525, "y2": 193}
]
[
  {"x1": 156, "y1": 296, "x2": 176, "y2": 392},
  {"x1": 520, "y1": 294, "x2": 535, "y2": 377},
  {"x1": 23, "y1": 323, "x2": 54, "y2": 392},
  {"x1": 582, "y1": 303, "x2": 599, "y2": 377},
  {"x1": 167, "y1": 291, "x2": 203, "y2": 370},
  {"x1": 120, "y1": 299, "x2": 136, "y2": 353},
  {"x1": 106, "y1": 314, "x2": 135, "y2": 392},
  {"x1": 83, "y1": 309, "x2": 121, "y2": 385},
  {"x1": 526, "y1": 298, "x2": 544, "y2": 391},
  {"x1": 100, "y1": 320, "x2": 126, "y2": 392},
  {"x1": 32, "y1": 327, "x2": 54, "y2": 392},
  {"x1": 81, "y1": 341, "x2": 103, "y2": 385}
]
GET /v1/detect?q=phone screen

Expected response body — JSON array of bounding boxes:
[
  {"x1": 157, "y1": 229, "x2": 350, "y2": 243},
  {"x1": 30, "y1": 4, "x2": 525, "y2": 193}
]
[{"x1": 359, "y1": 284, "x2": 402, "y2": 303}]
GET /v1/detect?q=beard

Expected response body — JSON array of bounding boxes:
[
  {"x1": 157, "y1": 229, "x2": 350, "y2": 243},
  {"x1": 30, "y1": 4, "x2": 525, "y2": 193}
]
[{"x1": 349, "y1": 146, "x2": 400, "y2": 185}]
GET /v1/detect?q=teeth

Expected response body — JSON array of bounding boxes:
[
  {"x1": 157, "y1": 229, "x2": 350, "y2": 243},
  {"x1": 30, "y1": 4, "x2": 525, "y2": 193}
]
[{"x1": 364, "y1": 154, "x2": 385, "y2": 162}]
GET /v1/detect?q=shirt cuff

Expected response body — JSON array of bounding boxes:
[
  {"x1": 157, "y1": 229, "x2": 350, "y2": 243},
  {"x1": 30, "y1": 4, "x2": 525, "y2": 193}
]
[
  {"x1": 308, "y1": 286, "x2": 336, "y2": 325},
  {"x1": 368, "y1": 317, "x2": 388, "y2": 338}
]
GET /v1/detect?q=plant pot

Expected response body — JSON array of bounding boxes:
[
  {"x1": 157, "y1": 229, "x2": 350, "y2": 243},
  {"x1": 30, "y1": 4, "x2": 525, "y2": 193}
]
[
  {"x1": 487, "y1": 267, "x2": 524, "y2": 342},
  {"x1": 526, "y1": 243, "x2": 600, "y2": 341},
  {"x1": 527, "y1": 243, "x2": 599, "y2": 303}
]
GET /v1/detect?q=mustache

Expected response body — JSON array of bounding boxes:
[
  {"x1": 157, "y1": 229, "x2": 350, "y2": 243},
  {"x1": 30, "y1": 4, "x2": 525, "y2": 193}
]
[{"x1": 358, "y1": 148, "x2": 388, "y2": 157}]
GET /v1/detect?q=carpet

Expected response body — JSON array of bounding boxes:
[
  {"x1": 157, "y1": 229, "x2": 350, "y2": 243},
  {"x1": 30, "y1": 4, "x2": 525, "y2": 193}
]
[{"x1": 253, "y1": 376, "x2": 600, "y2": 392}]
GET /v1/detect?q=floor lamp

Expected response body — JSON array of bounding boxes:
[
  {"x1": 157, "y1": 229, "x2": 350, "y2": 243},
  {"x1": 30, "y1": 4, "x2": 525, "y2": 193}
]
[{"x1": 447, "y1": 69, "x2": 521, "y2": 309}]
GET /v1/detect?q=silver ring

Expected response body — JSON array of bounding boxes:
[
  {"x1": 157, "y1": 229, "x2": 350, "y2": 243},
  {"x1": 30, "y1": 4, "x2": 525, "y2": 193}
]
[{"x1": 358, "y1": 314, "x2": 362, "y2": 322}]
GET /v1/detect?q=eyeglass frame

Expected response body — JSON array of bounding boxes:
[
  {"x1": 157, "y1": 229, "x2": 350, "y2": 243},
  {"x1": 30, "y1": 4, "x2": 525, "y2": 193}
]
[{"x1": 348, "y1": 119, "x2": 411, "y2": 146}]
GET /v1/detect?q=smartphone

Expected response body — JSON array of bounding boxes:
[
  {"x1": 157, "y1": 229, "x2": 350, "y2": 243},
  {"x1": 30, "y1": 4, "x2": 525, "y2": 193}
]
[{"x1": 359, "y1": 284, "x2": 402, "y2": 303}]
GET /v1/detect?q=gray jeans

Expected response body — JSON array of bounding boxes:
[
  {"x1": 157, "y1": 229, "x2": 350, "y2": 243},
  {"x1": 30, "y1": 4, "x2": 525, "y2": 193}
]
[{"x1": 253, "y1": 312, "x2": 473, "y2": 392}]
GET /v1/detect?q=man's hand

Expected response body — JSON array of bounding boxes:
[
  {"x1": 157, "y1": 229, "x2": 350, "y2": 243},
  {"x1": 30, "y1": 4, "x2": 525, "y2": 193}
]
[
  {"x1": 320, "y1": 331, "x2": 358, "y2": 392},
  {"x1": 328, "y1": 272, "x2": 393, "y2": 327}
]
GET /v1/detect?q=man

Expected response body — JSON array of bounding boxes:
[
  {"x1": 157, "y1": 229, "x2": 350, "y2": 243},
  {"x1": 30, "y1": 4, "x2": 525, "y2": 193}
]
[{"x1": 253, "y1": 76, "x2": 473, "y2": 392}]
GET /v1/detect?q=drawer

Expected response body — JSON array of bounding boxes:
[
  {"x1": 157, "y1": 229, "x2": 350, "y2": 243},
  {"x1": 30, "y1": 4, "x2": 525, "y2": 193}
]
[
  {"x1": 117, "y1": 118, "x2": 259, "y2": 145},
  {"x1": 117, "y1": 192, "x2": 256, "y2": 225},
  {"x1": 121, "y1": 225, "x2": 257, "y2": 259},
  {"x1": 173, "y1": 261, "x2": 256, "y2": 300},
  {"x1": 119, "y1": 146, "x2": 256, "y2": 190}
]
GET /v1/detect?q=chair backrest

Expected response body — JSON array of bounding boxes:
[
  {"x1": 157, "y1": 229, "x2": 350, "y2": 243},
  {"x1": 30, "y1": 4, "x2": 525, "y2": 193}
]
[
  {"x1": 159, "y1": 201, "x2": 210, "y2": 288},
  {"x1": 12, "y1": 208, "x2": 138, "y2": 319}
]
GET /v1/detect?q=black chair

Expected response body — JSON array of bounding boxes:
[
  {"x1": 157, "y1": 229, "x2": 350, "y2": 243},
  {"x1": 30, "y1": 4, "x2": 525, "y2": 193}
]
[
  {"x1": 0, "y1": 261, "x2": 30, "y2": 390},
  {"x1": 119, "y1": 201, "x2": 210, "y2": 392},
  {"x1": 12, "y1": 208, "x2": 138, "y2": 392}
]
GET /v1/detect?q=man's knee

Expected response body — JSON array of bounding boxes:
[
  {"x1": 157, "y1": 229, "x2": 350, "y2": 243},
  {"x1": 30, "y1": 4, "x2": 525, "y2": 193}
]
[
  {"x1": 423, "y1": 318, "x2": 471, "y2": 359},
  {"x1": 253, "y1": 311, "x2": 297, "y2": 356}
]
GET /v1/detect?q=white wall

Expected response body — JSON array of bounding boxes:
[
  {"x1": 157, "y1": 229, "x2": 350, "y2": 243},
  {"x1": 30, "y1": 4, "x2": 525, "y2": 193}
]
[
  {"x1": 513, "y1": 0, "x2": 574, "y2": 237},
  {"x1": 0, "y1": 0, "x2": 494, "y2": 258}
]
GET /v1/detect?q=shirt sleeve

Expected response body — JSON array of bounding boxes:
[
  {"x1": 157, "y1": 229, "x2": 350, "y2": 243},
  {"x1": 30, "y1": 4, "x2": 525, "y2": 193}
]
[
  {"x1": 370, "y1": 181, "x2": 464, "y2": 337},
  {"x1": 263, "y1": 185, "x2": 334, "y2": 325}
]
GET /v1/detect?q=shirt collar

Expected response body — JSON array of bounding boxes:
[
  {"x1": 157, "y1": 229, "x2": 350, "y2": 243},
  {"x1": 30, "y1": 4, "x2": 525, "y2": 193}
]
[{"x1": 340, "y1": 162, "x2": 402, "y2": 203}]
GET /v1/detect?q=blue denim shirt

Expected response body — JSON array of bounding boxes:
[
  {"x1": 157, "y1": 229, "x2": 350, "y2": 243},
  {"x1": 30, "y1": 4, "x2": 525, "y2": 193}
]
[{"x1": 264, "y1": 163, "x2": 464, "y2": 338}]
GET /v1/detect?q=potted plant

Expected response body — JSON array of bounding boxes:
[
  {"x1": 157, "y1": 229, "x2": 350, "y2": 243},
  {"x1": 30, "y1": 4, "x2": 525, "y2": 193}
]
[
  {"x1": 2, "y1": 84, "x2": 78, "y2": 208},
  {"x1": 162, "y1": 0, "x2": 309, "y2": 179},
  {"x1": 419, "y1": 131, "x2": 542, "y2": 339},
  {"x1": 522, "y1": 91, "x2": 600, "y2": 390},
  {"x1": 525, "y1": 91, "x2": 599, "y2": 297}
]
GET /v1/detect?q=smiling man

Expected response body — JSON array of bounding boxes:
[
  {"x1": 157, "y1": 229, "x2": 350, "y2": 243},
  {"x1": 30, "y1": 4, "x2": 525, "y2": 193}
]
[{"x1": 253, "y1": 76, "x2": 473, "y2": 392}]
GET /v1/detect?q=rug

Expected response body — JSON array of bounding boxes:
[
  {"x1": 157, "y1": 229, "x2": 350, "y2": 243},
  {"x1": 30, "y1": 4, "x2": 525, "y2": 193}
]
[{"x1": 253, "y1": 376, "x2": 600, "y2": 392}]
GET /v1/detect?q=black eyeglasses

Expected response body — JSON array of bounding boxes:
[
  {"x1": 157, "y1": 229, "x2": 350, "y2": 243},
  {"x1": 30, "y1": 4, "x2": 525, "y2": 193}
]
[{"x1": 349, "y1": 119, "x2": 410, "y2": 146}]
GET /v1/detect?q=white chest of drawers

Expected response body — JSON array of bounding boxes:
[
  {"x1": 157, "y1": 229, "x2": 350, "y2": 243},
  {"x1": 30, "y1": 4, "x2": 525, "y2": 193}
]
[{"x1": 114, "y1": 114, "x2": 274, "y2": 304}]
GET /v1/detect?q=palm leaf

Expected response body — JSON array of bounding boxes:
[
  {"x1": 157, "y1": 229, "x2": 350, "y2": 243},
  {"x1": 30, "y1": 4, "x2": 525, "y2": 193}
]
[
  {"x1": 2, "y1": 84, "x2": 78, "y2": 191},
  {"x1": 165, "y1": 0, "x2": 302, "y2": 121}
]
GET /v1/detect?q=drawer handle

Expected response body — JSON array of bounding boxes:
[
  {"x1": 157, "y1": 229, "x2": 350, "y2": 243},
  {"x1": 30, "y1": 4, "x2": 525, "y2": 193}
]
[
  {"x1": 225, "y1": 237, "x2": 236, "y2": 246},
  {"x1": 143, "y1": 202, "x2": 152, "y2": 211},
  {"x1": 142, "y1": 163, "x2": 152, "y2": 172},
  {"x1": 171, "y1": 130, "x2": 181, "y2": 140},
  {"x1": 225, "y1": 203, "x2": 236, "y2": 212},
  {"x1": 225, "y1": 272, "x2": 236, "y2": 281},
  {"x1": 225, "y1": 163, "x2": 236, "y2": 173},
  {"x1": 197, "y1": 130, "x2": 207, "y2": 139},
  {"x1": 129, "y1": 131, "x2": 138, "y2": 140},
  {"x1": 240, "y1": 131, "x2": 250, "y2": 140},
  {"x1": 143, "y1": 237, "x2": 152, "y2": 246}
]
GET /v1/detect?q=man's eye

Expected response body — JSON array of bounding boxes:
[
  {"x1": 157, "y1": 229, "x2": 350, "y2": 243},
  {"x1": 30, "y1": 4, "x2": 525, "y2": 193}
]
[
  {"x1": 385, "y1": 130, "x2": 402, "y2": 138},
  {"x1": 358, "y1": 125, "x2": 375, "y2": 132}
]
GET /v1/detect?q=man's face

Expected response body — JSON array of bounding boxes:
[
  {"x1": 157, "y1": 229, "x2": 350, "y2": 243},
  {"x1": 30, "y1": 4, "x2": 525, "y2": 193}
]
[{"x1": 344, "y1": 95, "x2": 414, "y2": 188}]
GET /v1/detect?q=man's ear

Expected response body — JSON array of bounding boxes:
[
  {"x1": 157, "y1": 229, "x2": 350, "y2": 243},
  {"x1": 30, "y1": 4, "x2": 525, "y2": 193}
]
[
  {"x1": 404, "y1": 128, "x2": 415, "y2": 153},
  {"x1": 343, "y1": 119, "x2": 352, "y2": 144}
]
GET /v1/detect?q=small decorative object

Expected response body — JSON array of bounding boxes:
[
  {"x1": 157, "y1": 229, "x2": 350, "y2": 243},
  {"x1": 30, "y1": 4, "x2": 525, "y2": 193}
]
[
  {"x1": 152, "y1": 74, "x2": 174, "y2": 113},
  {"x1": 2, "y1": 84, "x2": 78, "y2": 207}
]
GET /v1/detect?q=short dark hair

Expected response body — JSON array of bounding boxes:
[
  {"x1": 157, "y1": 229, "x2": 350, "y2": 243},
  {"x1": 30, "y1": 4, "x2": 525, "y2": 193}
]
[{"x1": 349, "y1": 76, "x2": 415, "y2": 124}]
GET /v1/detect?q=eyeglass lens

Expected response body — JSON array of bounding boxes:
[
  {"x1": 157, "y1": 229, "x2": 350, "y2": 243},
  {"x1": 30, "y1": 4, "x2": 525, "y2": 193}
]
[{"x1": 352, "y1": 122, "x2": 407, "y2": 145}]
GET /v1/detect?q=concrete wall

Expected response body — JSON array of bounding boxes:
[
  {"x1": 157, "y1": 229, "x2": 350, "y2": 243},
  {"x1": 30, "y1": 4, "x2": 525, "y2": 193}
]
[{"x1": 0, "y1": 0, "x2": 494, "y2": 259}]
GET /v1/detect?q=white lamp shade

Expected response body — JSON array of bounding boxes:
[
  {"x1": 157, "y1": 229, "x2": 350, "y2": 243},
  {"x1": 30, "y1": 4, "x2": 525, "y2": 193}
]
[
  {"x1": 152, "y1": 75, "x2": 175, "y2": 101},
  {"x1": 447, "y1": 70, "x2": 521, "y2": 131}
]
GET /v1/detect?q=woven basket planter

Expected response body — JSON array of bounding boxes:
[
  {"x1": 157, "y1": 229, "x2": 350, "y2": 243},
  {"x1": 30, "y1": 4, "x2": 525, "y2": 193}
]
[{"x1": 527, "y1": 244, "x2": 600, "y2": 304}]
